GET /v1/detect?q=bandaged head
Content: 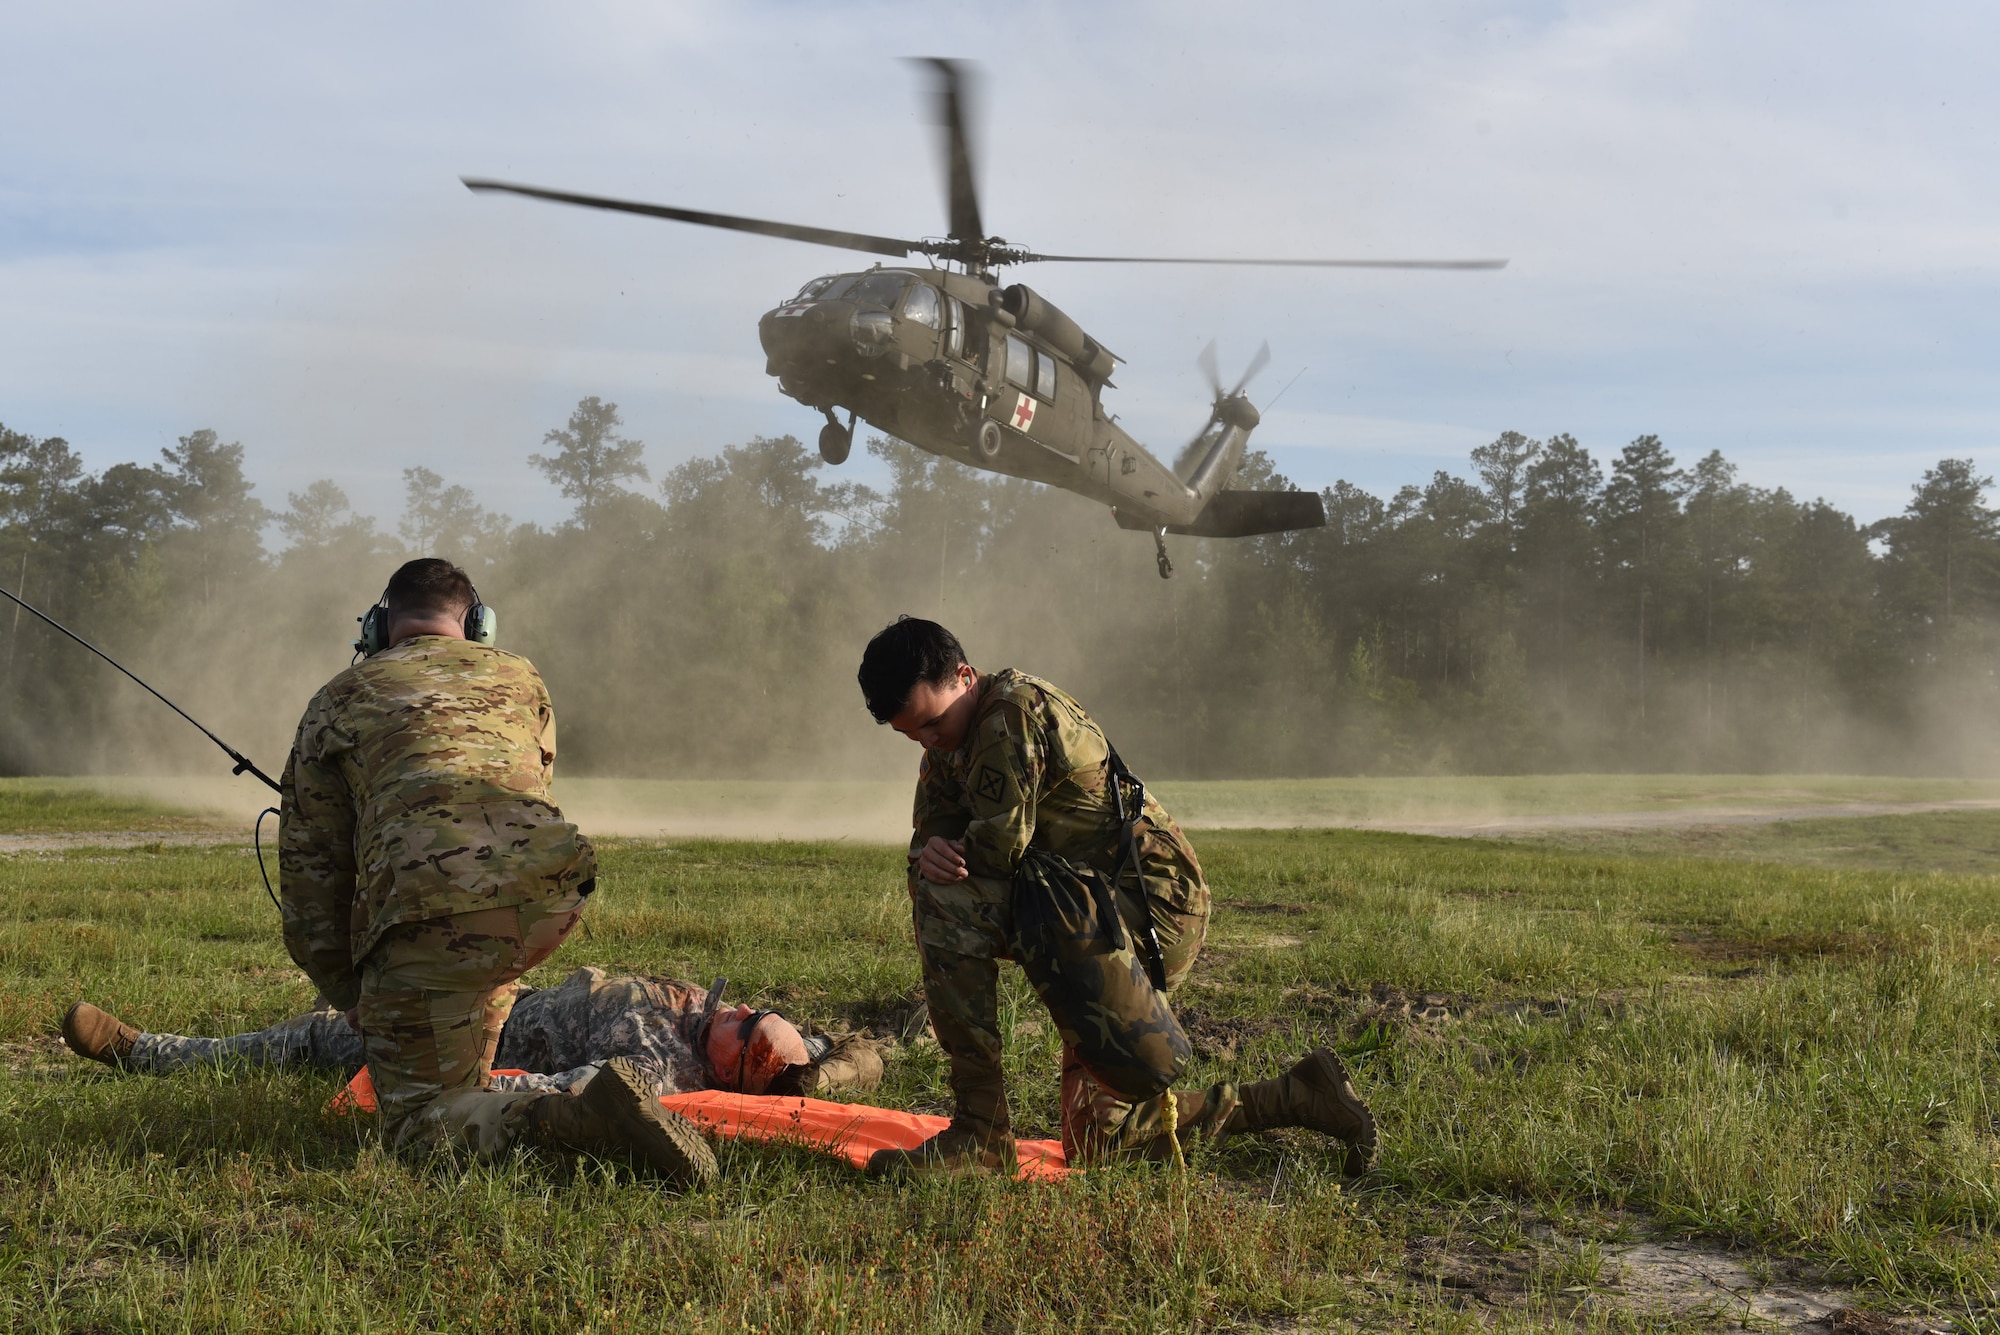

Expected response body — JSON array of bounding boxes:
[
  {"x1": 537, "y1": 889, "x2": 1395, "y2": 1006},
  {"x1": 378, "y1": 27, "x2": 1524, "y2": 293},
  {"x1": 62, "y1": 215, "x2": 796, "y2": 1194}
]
[{"x1": 704, "y1": 1002, "x2": 813, "y2": 1095}]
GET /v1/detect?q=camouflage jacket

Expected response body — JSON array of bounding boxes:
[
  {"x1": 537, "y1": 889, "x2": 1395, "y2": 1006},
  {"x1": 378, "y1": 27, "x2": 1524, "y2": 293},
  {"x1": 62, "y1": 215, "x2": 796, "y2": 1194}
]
[
  {"x1": 496, "y1": 967, "x2": 713, "y2": 1094},
  {"x1": 279, "y1": 635, "x2": 596, "y2": 1009},
  {"x1": 911, "y1": 669, "x2": 1207, "y2": 913}
]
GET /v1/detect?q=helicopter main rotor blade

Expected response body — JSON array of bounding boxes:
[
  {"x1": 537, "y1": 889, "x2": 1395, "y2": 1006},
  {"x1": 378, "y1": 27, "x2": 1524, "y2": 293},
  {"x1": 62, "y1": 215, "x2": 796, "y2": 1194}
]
[
  {"x1": 1014, "y1": 251, "x2": 1509, "y2": 270},
  {"x1": 462, "y1": 178, "x2": 922, "y2": 260},
  {"x1": 1197, "y1": 340, "x2": 1222, "y2": 399},
  {"x1": 916, "y1": 58, "x2": 984, "y2": 245}
]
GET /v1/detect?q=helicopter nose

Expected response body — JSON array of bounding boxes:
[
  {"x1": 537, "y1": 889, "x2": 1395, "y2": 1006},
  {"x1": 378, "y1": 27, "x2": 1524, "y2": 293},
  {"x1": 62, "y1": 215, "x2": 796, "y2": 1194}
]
[{"x1": 761, "y1": 302, "x2": 857, "y2": 360}]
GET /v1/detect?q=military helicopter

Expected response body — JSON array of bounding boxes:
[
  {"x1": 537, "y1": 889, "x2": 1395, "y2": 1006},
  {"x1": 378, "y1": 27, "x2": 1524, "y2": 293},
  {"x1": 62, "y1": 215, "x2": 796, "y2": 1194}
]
[{"x1": 465, "y1": 61, "x2": 1504, "y2": 577}]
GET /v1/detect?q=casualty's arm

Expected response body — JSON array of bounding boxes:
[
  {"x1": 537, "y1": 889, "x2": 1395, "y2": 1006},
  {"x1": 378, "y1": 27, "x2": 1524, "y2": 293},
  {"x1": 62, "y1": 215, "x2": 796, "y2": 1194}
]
[
  {"x1": 958, "y1": 699, "x2": 1045, "y2": 878},
  {"x1": 278, "y1": 695, "x2": 363, "y2": 1011}
]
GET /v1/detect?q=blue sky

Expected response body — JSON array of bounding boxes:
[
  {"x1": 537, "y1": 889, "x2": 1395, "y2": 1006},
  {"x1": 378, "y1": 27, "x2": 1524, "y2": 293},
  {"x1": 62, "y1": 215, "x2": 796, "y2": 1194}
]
[{"x1": 3, "y1": 1, "x2": 1995, "y2": 531}]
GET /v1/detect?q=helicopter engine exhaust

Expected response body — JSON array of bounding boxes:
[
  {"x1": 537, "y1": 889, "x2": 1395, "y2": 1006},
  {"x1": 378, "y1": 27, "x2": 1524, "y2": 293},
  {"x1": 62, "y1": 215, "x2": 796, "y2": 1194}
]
[{"x1": 998, "y1": 285, "x2": 1117, "y2": 383}]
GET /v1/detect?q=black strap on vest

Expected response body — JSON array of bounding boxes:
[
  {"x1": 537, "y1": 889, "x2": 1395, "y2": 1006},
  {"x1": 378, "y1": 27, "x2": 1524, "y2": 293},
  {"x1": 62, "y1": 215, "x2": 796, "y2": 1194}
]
[{"x1": 1107, "y1": 746, "x2": 1170, "y2": 993}]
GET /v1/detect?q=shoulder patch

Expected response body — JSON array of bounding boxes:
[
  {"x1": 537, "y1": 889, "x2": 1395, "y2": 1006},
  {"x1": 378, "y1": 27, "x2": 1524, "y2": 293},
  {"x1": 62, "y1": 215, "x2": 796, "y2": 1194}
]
[{"x1": 974, "y1": 764, "x2": 1009, "y2": 803}]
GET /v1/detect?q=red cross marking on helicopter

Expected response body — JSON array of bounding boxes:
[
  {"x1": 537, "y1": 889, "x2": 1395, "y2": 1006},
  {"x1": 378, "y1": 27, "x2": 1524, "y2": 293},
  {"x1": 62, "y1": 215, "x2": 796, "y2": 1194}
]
[{"x1": 1011, "y1": 394, "x2": 1037, "y2": 430}]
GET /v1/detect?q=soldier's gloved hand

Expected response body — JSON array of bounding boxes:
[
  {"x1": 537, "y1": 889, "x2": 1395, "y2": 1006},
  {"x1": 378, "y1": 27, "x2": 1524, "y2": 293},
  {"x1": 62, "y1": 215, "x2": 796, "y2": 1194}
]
[{"x1": 916, "y1": 836, "x2": 970, "y2": 885}]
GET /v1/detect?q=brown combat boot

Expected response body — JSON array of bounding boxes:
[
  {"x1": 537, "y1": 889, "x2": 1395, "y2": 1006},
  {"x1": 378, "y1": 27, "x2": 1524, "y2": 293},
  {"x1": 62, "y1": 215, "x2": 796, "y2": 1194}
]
[
  {"x1": 524, "y1": 1057, "x2": 719, "y2": 1188},
  {"x1": 1228, "y1": 1048, "x2": 1377, "y2": 1177},
  {"x1": 62, "y1": 1002, "x2": 139, "y2": 1068},
  {"x1": 865, "y1": 1122, "x2": 1019, "y2": 1179},
  {"x1": 809, "y1": 1034, "x2": 885, "y2": 1095}
]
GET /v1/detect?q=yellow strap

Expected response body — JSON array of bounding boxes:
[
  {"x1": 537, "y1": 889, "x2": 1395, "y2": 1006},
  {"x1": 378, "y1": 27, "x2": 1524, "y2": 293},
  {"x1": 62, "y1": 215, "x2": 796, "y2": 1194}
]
[{"x1": 1160, "y1": 1089, "x2": 1185, "y2": 1171}]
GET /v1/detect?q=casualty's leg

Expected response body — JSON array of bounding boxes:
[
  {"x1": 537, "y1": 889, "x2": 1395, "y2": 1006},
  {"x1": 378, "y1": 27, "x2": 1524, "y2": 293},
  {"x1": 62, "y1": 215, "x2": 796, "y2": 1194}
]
[
  {"x1": 867, "y1": 875, "x2": 1018, "y2": 1178},
  {"x1": 137, "y1": 1009, "x2": 362, "y2": 1075},
  {"x1": 63, "y1": 1002, "x2": 365, "y2": 1076}
]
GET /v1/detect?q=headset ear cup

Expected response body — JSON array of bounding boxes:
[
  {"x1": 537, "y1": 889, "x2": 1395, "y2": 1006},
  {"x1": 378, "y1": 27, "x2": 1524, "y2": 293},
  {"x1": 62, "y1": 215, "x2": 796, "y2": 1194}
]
[
  {"x1": 354, "y1": 605, "x2": 388, "y2": 657},
  {"x1": 466, "y1": 604, "x2": 497, "y2": 647}
]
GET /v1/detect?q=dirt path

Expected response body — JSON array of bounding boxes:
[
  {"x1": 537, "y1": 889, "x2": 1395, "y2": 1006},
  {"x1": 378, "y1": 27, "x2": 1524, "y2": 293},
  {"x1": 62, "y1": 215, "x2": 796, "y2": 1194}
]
[
  {"x1": 8, "y1": 796, "x2": 2000, "y2": 851},
  {"x1": 1356, "y1": 798, "x2": 2000, "y2": 839},
  {"x1": 0, "y1": 829, "x2": 242, "y2": 852}
]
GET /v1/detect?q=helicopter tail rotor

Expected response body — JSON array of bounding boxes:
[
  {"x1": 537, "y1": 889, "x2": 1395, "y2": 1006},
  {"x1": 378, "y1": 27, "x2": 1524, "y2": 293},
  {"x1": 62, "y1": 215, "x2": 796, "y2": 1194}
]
[
  {"x1": 1229, "y1": 340, "x2": 1271, "y2": 401},
  {"x1": 1177, "y1": 340, "x2": 1268, "y2": 477}
]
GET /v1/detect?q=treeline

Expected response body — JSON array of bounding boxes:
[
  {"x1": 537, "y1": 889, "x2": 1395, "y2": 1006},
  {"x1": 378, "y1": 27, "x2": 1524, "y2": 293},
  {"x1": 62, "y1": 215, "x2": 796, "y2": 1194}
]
[{"x1": 3, "y1": 402, "x2": 1998, "y2": 779}]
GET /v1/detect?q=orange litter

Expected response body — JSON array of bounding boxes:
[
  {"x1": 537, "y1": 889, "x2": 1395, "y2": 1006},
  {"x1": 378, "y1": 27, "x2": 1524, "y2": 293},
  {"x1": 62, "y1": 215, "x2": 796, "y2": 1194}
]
[
  {"x1": 328, "y1": 1068, "x2": 1070, "y2": 1179},
  {"x1": 660, "y1": 1089, "x2": 1069, "y2": 1180}
]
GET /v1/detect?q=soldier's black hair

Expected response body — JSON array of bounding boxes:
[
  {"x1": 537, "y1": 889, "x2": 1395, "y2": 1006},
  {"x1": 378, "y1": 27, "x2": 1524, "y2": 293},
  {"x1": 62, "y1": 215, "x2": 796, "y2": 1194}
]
[
  {"x1": 384, "y1": 558, "x2": 475, "y2": 623},
  {"x1": 858, "y1": 617, "x2": 968, "y2": 723}
]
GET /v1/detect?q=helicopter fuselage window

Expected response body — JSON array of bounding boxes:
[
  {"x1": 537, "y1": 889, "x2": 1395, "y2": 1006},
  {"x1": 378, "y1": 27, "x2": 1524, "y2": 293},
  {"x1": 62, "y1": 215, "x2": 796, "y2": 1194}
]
[
  {"x1": 1004, "y1": 335, "x2": 1034, "y2": 391},
  {"x1": 941, "y1": 297, "x2": 964, "y2": 358},
  {"x1": 1035, "y1": 350, "x2": 1057, "y2": 401},
  {"x1": 902, "y1": 283, "x2": 941, "y2": 330}
]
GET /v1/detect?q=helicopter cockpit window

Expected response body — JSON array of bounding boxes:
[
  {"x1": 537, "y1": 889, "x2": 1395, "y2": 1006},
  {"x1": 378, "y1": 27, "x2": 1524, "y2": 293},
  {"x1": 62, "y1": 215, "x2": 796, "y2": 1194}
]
[
  {"x1": 1004, "y1": 335, "x2": 1034, "y2": 391},
  {"x1": 846, "y1": 271, "x2": 911, "y2": 309},
  {"x1": 1035, "y1": 351, "x2": 1057, "y2": 400},
  {"x1": 794, "y1": 275, "x2": 840, "y2": 301},
  {"x1": 901, "y1": 283, "x2": 941, "y2": 330}
]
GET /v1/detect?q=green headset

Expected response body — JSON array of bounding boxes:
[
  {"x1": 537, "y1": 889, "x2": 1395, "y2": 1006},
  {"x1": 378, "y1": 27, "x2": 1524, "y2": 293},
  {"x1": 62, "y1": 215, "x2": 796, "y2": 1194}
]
[{"x1": 353, "y1": 585, "x2": 499, "y2": 658}]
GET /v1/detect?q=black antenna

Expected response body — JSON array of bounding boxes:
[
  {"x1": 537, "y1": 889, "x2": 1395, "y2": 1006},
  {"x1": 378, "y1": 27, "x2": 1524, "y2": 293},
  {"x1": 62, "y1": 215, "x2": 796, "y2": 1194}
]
[{"x1": 0, "y1": 585, "x2": 282, "y2": 793}]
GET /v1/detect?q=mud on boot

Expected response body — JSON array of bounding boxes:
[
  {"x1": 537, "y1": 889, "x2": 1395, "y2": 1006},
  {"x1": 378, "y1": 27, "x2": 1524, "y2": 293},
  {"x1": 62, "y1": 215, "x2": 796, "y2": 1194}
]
[
  {"x1": 62, "y1": 1002, "x2": 139, "y2": 1068},
  {"x1": 866, "y1": 1123, "x2": 1018, "y2": 1179},
  {"x1": 527, "y1": 1056, "x2": 719, "y2": 1188},
  {"x1": 1232, "y1": 1048, "x2": 1377, "y2": 1177}
]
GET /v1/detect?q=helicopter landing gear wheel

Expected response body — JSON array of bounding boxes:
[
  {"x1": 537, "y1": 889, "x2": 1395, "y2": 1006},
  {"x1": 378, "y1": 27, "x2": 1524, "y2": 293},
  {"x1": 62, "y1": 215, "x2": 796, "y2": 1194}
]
[
  {"x1": 1154, "y1": 528, "x2": 1174, "y2": 580},
  {"x1": 818, "y1": 414, "x2": 852, "y2": 466},
  {"x1": 974, "y1": 419, "x2": 1003, "y2": 461}
]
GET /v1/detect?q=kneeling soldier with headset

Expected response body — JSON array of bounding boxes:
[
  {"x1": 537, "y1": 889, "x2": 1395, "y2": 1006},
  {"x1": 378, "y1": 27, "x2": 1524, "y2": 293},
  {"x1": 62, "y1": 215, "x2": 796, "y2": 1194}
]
[{"x1": 277, "y1": 557, "x2": 714, "y2": 1184}]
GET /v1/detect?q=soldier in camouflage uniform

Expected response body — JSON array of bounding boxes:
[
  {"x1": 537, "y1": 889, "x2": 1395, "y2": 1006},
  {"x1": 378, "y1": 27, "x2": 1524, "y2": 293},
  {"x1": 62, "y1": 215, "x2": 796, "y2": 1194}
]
[
  {"x1": 272, "y1": 558, "x2": 713, "y2": 1185},
  {"x1": 856, "y1": 617, "x2": 1376, "y2": 1178},
  {"x1": 61, "y1": 968, "x2": 884, "y2": 1098}
]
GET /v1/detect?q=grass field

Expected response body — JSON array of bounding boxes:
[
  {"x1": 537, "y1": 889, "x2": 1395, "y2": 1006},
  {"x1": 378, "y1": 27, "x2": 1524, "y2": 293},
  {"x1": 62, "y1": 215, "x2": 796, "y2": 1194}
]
[{"x1": 2, "y1": 782, "x2": 1998, "y2": 1331}]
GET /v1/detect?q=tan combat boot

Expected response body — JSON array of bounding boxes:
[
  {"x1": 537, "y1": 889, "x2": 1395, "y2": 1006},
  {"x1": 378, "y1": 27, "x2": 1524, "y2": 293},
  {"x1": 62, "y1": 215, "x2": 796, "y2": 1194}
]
[
  {"x1": 810, "y1": 1034, "x2": 885, "y2": 1095},
  {"x1": 1228, "y1": 1048, "x2": 1377, "y2": 1177},
  {"x1": 524, "y1": 1057, "x2": 719, "y2": 1188},
  {"x1": 62, "y1": 1002, "x2": 139, "y2": 1068},
  {"x1": 865, "y1": 1123, "x2": 1019, "y2": 1179}
]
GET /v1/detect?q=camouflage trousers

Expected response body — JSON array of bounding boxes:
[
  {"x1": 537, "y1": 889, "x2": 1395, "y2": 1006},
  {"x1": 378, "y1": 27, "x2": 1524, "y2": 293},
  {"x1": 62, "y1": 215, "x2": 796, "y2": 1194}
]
[
  {"x1": 123, "y1": 1008, "x2": 598, "y2": 1097},
  {"x1": 911, "y1": 871, "x2": 1208, "y2": 1164},
  {"x1": 356, "y1": 886, "x2": 587, "y2": 1158},
  {"x1": 127, "y1": 1008, "x2": 365, "y2": 1075}
]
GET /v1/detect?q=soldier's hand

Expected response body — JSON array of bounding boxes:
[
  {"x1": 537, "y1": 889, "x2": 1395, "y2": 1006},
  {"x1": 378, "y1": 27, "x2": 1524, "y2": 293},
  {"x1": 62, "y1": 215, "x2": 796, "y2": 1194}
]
[{"x1": 917, "y1": 836, "x2": 970, "y2": 885}]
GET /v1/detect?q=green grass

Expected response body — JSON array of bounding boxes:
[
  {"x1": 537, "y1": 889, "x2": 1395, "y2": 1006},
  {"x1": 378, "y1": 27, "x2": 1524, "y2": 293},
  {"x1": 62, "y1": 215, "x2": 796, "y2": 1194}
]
[
  {"x1": 4, "y1": 819, "x2": 1999, "y2": 1330},
  {"x1": 1517, "y1": 807, "x2": 2000, "y2": 875}
]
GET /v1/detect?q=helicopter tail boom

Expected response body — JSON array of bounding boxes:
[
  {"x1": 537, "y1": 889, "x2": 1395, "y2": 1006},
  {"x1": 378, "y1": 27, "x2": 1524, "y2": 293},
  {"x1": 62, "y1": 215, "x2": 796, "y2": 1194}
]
[{"x1": 1116, "y1": 489, "x2": 1326, "y2": 538}]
